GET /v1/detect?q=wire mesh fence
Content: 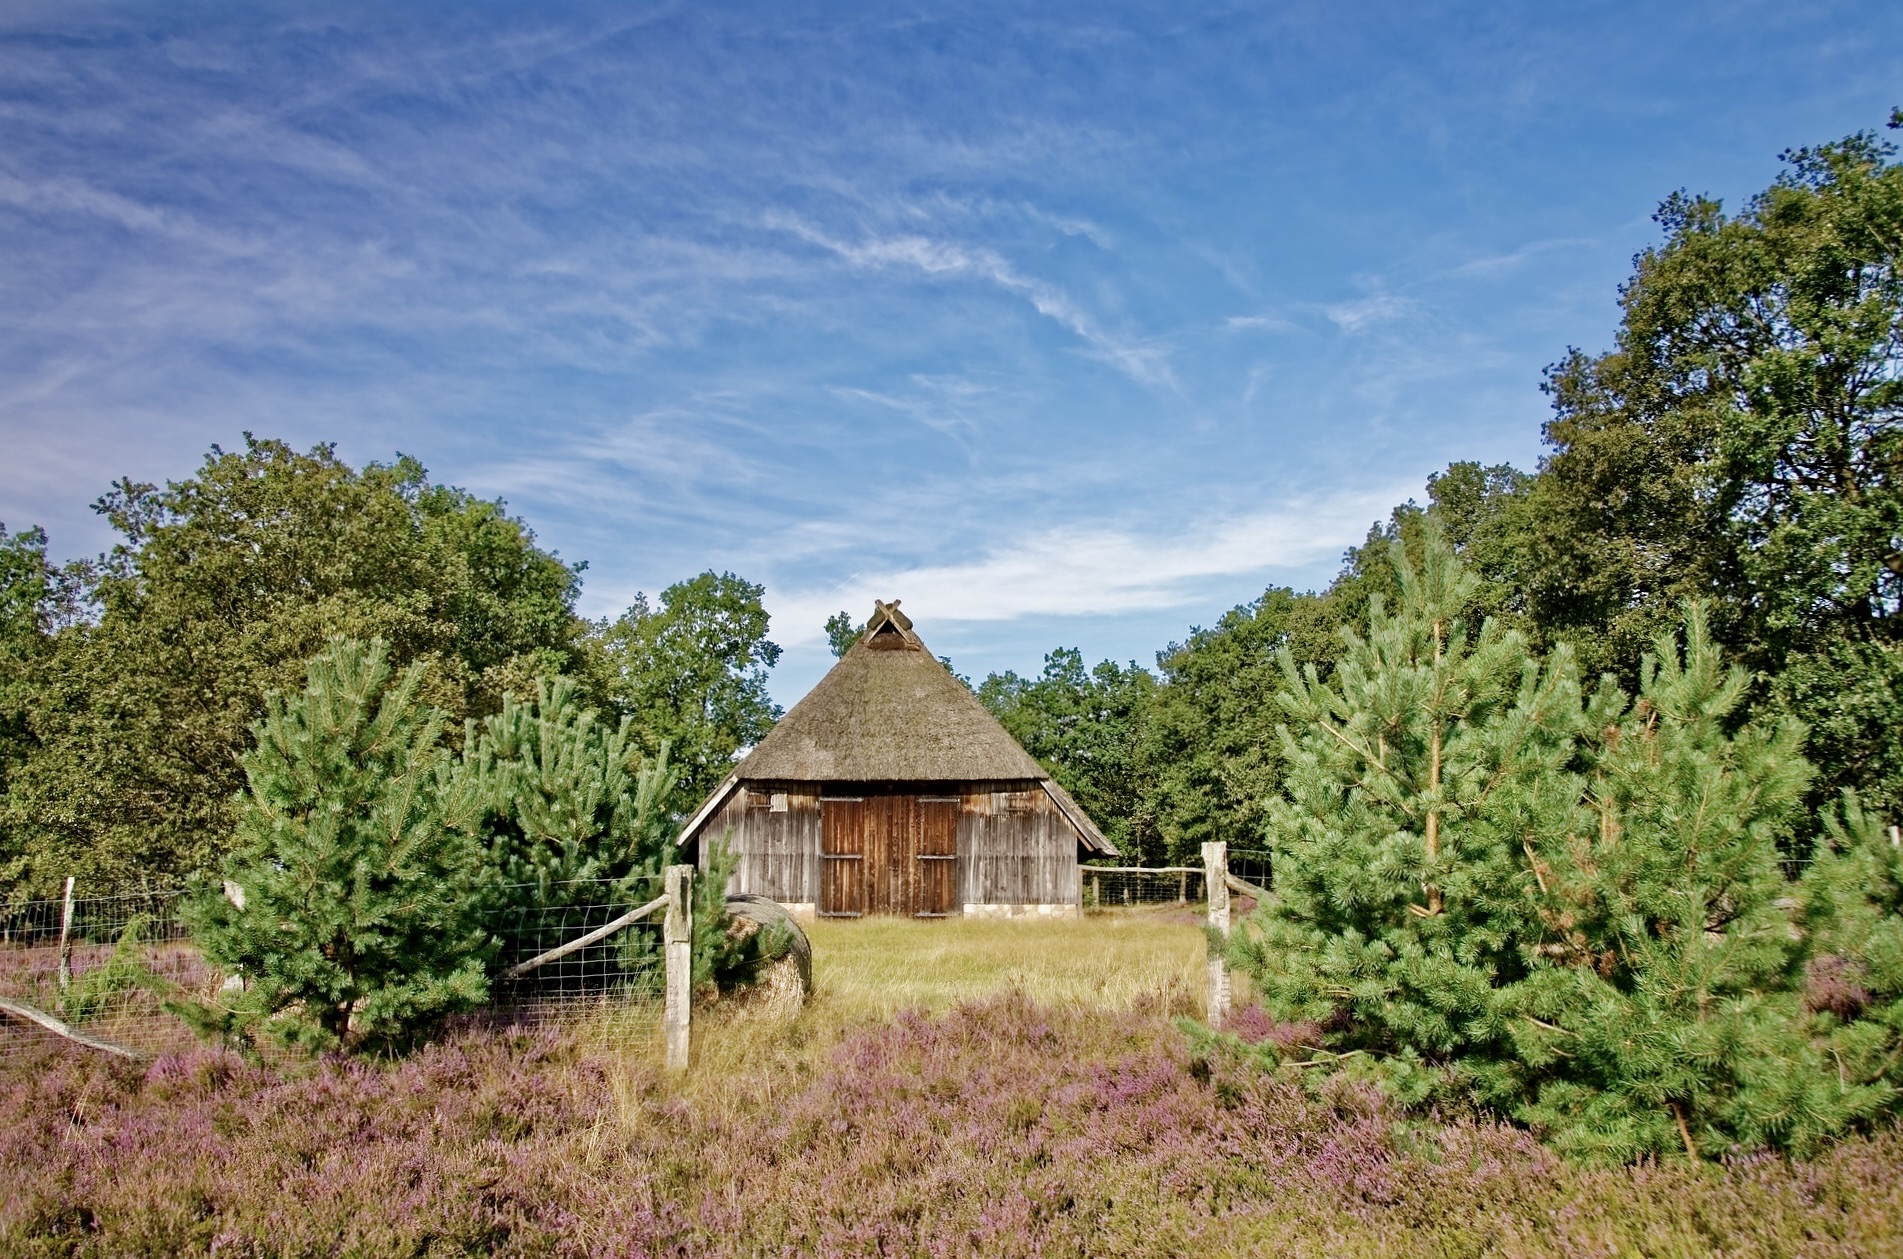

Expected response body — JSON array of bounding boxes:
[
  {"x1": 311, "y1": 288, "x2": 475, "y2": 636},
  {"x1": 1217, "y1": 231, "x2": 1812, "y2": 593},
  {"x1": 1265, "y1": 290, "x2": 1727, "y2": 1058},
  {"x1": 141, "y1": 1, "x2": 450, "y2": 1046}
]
[
  {"x1": 1080, "y1": 866, "x2": 1206, "y2": 910},
  {"x1": 0, "y1": 887, "x2": 207, "y2": 1062},
  {"x1": 1081, "y1": 849, "x2": 1274, "y2": 912},
  {"x1": 1227, "y1": 848, "x2": 1273, "y2": 892},
  {"x1": 0, "y1": 876, "x2": 674, "y2": 1064},
  {"x1": 482, "y1": 876, "x2": 668, "y2": 1052}
]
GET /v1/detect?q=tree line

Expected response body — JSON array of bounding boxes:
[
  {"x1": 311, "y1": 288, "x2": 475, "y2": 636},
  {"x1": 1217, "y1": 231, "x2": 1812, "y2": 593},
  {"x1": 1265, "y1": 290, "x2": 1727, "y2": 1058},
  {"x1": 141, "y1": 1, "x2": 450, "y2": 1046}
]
[
  {"x1": 976, "y1": 116, "x2": 1903, "y2": 874},
  {"x1": 0, "y1": 441, "x2": 782, "y2": 899}
]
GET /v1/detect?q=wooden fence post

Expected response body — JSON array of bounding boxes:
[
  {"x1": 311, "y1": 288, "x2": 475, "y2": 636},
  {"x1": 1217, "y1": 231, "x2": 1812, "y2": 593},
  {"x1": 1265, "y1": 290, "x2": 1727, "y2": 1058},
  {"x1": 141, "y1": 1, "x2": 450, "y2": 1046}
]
[
  {"x1": 1202, "y1": 842, "x2": 1230, "y2": 1028},
  {"x1": 57, "y1": 876, "x2": 75, "y2": 991},
  {"x1": 664, "y1": 864, "x2": 693, "y2": 1072}
]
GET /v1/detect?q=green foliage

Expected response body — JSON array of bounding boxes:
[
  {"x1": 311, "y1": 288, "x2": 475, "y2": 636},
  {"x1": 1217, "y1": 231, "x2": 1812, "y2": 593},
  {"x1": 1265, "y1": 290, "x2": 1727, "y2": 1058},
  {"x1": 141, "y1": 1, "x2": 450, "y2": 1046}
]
[
  {"x1": 1149, "y1": 590, "x2": 1316, "y2": 864},
  {"x1": 2, "y1": 437, "x2": 590, "y2": 897},
  {"x1": 1137, "y1": 464, "x2": 1532, "y2": 865},
  {"x1": 1512, "y1": 610, "x2": 1843, "y2": 1161},
  {"x1": 58, "y1": 915, "x2": 162, "y2": 1025},
  {"x1": 184, "y1": 636, "x2": 736, "y2": 1053},
  {"x1": 183, "y1": 639, "x2": 492, "y2": 1054},
  {"x1": 1799, "y1": 791, "x2": 1903, "y2": 1115},
  {"x1": 1235, "y1": 532, "x2": 1882, "y2": 1161},
  {"x1": 0, "y1": 524, "x2": 56, "y2": 882},
  {"x1": 1771, "y1": 638, "x2": 1903, "y2": 830},
  {"x1": 824, "y1": 611, "x2": 863, "y2": 658},
  {"x1": 1237, "y1": 523, "x2": 1584, "y2": 1107},
  {"x1": 594, "y1": 571, "x2": 782, "y2": 819},
  {"x1": 1522, "y1": 121, "x2": 1903, "y2": 811},
  {"x1": 463, "y1": 678, "x2": 678, "y2": 910},
  {"x1": 977, "y1": 649, "x2": 1163, "y2": 862}
]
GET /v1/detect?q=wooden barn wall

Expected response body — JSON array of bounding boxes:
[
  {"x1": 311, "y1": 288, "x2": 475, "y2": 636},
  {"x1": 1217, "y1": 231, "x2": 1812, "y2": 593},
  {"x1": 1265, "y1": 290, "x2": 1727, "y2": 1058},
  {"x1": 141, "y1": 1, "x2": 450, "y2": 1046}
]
[
  {"x1": 695, "y1": 781, "x2": 821, "y2": 904},
  {"x1": 956, "y1": 780, "x2": 1080, "y2": 907},
  {"x1": 697, "y1": 778, "x2": 1083, "y2": 909}
]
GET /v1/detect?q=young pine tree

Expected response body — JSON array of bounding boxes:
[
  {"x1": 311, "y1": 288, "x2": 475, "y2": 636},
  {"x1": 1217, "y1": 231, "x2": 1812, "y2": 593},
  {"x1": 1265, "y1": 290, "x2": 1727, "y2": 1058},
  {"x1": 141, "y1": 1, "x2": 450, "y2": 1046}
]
[
  {"x1": 185, "y1": 639, "x2": 491, "y2": 1053},
  {"x1": 1512, "y1": 610, "x2": 1844, "y2": 1161},
  {"x1": 1236, "y1": 532, "x2": 1885, "y2": 1161},
  {"x1": 465, "y1": 677, "x2": 677, "y2": 910},
  {"x1": 1797, "y1": 791, "x2": 1903, "y2": 1123},
  {"x1": 1235, "y1": 524, "x2": 1588, "y2": 1108}
]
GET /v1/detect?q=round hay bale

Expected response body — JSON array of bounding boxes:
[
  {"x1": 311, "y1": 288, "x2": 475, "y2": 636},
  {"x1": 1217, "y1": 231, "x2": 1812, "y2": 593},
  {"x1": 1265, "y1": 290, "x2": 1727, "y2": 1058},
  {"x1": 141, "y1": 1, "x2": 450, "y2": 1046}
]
[{"x1": 715, "y1": 895, "x2": 811, "y2": 1019}]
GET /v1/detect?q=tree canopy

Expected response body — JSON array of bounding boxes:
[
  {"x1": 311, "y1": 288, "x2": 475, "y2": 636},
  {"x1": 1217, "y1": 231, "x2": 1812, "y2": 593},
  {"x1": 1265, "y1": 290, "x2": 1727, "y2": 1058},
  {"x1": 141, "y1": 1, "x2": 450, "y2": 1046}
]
[
  {"x1": 593, "y1": 571, "x2": 782, "y2": 820},
  {"x1": 1517, "y1": 119, "x2": 1903, "y2": 814},
  {"x1": 978, "y1": 649, "x2": 1162, "y2": 862},
  {"x1": 1, "y1": 437, "x2": 589, "y2": 896}
]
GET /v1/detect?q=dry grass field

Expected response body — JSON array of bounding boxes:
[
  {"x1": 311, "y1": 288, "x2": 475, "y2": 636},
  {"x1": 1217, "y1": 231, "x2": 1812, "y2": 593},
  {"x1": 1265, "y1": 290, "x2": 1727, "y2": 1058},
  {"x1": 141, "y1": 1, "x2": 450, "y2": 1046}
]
[
  {"x1": 804, "y1": 909, "x2": 1207, "y2": 1019},
  {"x1": 665, "y1": 907, "x2": 1208, "y2": 1106}
]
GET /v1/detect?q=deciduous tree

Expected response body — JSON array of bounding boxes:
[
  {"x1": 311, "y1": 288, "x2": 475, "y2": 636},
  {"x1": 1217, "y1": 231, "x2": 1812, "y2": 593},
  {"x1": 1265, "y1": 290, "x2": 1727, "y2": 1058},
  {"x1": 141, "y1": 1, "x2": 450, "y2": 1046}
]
[
  {"x1": 1, "y1": 438, "x2": 590, "y2": 896},
  {"x1": 594, "y1": 571, "x2": 782, "y2": 819},
  {"x1": 978, "y1": 649, "x2": 1162, "y2": 862},
  {"x1": 1522, "y1": 117, "x2": 1903, "y2": 812}
]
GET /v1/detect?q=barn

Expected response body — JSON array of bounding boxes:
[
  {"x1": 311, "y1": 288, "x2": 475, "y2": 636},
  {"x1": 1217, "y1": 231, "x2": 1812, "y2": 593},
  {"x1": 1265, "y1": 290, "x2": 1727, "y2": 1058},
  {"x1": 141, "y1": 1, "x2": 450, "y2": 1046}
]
[{"x1": 676, "y1": 599, "x2": 1115, "y2": 919}]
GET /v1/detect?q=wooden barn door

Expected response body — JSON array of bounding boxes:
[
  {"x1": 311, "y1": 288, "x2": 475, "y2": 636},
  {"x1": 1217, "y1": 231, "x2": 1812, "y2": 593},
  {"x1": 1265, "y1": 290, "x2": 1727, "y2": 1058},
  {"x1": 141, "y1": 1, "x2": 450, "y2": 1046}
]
[
  {"x1": 915, "y1": 796, "x2": 959, "y2": 917},
  {"x1": 818, "y1": 796, "x2": 867, "y2": 917},
  {"x1": 822, "y1": 790, "x2": 960, "y2": 917}
]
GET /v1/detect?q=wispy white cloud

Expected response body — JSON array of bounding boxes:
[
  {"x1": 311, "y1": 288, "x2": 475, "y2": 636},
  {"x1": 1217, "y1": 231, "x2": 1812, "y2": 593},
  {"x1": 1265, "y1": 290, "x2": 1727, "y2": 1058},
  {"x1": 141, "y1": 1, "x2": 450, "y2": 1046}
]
[
  {"x1": 767, "y1": 485, "x2": 1407, "y2": 646},
  {"x1": 1241, "y1": 361, "x2": 1270, "y2": 407},
  {"x1": 5, "y1": 0, "x2": 1809, "y2": 688},
  {"x1": 828, "y1": 382, "x2": 980, "y2": 451},
  {"x1": 1445, "y1": 236, "x2": 1594, "y2": 278},
  {"x1": 1225, "y1": 313, "x2": 1297, "y2": 332},
  {"x1": 768, "y1": 216, "x2": 1177, "y2": 389},
  {"x1": 1322, "y1": 292, "x2": 1415, "y2": 333}
]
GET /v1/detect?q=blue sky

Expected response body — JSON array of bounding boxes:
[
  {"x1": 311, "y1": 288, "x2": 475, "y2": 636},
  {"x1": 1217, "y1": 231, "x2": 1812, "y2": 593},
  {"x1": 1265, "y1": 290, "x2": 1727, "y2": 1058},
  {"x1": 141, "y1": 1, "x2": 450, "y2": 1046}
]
[{"x1": 3, "y1": 2, "x2": 1899, "y2": 704}]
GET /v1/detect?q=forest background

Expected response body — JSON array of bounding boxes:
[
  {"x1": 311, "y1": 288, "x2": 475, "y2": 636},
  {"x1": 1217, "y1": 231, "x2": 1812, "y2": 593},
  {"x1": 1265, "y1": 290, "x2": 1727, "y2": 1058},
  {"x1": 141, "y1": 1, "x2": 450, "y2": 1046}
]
[{"x1": 2, "y1": 116, "x2": 1902, "y2": 899}]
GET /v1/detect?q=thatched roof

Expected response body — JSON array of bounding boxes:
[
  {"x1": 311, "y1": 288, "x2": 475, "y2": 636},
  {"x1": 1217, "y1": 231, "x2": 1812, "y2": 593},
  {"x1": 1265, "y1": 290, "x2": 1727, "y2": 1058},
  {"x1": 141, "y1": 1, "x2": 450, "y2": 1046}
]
[
  {"x1": 676, "y1": 600, "x2": 1115, "y2": 855},
  {"x1": 737, "y1": 599, "x2": 1047, "y2": 782}
]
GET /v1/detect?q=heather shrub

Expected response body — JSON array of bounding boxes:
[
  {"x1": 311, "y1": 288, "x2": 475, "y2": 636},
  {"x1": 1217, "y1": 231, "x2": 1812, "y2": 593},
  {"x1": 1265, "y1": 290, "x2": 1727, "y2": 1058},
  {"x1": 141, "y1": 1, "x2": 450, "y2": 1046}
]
[{"x1": 3, "y1": 995, "x2": 1902, "y2": 1257}]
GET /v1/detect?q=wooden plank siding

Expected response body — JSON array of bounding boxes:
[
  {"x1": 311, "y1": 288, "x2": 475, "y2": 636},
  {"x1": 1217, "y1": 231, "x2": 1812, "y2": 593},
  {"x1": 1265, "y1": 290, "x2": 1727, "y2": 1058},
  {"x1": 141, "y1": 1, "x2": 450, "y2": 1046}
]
[
  {"x1": 693, "y1": 781, "x2": 822, "y2": 906},
  {"x1": 955, "y1": 782, "x2": 1079, "y2": 909},
  {"x1": 696, "y1": 778, "x2": 1084, "y2": 915}
]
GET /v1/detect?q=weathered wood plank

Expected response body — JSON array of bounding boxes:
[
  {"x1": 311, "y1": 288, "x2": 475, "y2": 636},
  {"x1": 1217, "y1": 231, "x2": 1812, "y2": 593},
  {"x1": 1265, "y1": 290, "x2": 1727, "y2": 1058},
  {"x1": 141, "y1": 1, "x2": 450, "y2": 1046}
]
[{"x1": 0, "y1": 996, "x2": 148, "y2": 1060}]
